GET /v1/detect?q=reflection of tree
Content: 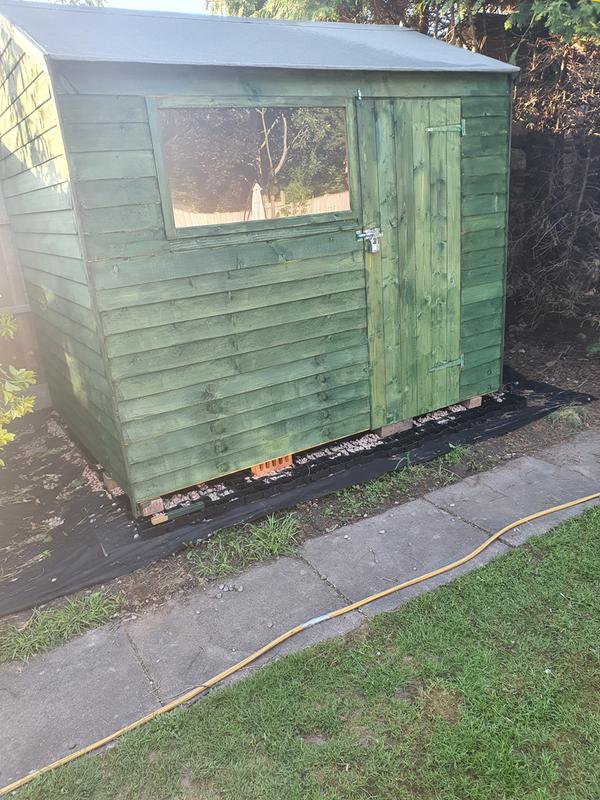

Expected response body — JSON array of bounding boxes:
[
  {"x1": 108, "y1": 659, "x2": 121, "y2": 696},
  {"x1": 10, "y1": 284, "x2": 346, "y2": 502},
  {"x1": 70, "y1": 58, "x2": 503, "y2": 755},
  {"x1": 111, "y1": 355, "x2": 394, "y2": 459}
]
[{"x1": 159, "y1": 106, "x2": 348, "y2": 217}]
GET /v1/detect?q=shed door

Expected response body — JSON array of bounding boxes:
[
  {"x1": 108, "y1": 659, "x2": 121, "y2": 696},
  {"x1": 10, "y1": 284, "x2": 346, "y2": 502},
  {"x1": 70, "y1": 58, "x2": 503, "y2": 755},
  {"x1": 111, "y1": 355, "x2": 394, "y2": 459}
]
[{"x1": 357, "y1": 97, "x2": 462, "y2": 428}]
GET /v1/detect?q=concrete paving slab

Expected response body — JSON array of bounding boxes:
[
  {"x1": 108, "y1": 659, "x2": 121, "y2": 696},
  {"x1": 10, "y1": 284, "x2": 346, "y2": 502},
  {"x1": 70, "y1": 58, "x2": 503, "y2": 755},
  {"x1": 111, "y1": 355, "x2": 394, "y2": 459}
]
[
  {"x1": 535, "y1": 431, "x2": 600, "y2": 480},
  {"x1": 125, "y1": 557, "x2": 362, "y2": 702},
  {"x1": 0, "y1": 626, "x2": 156, "y2": 786},
  {"x1": 426, "y1": 455, "x2": 600, "y2": 546},
  {"x1": 299, "y1": 499, "x2": 508, "y2": 616}
]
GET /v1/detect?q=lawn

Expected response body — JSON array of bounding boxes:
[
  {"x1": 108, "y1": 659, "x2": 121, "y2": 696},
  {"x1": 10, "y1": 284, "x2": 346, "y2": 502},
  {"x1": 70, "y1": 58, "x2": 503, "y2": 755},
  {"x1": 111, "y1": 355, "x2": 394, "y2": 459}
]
[{"x1": 19, "y1": 508, "x2": 600, "y2": 800}]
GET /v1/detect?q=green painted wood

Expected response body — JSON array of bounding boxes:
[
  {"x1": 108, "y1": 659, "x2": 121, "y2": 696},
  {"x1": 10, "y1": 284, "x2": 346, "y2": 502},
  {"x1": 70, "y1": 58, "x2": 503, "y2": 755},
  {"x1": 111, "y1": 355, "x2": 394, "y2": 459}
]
[
  {"x1": 0, "y1": 154, "x2": 67, "y2": 197},
  {"x1": 463, "y1": 227, "x2": 505, "y2": 253},
  {"x1": 445, "y1": 97, "x2": 462, "y2": 406},
  {"x1": 462, "y1": 297, "x2": 504, "y2": 322},
  {"x1": 461, "y1": 95, "x2": 509, "y2": 117},
  {"x1": 97, "y1": 250, "x2": 362, "y2": 311},
  {"x1": 122, "y1": 363, "x2": 366, "y2": 442},
  {"x1": 63, "y1": 122, "x2": 152, "y2": 152},
  {"x1": 462, "y1": 135, "x2": 508, "y2": 158},
  {"x1": 106, "y1": 288, "x2": 365, "y2": 358},
  {"x1": 116, "y1": 328, "x2": 366, "y2": 401},
  {"x1": 460, "y1": 358, "x2": 502, "y2": 387},
  {"x1": 462, "y1": 193, "x2": 506, "y2": 217},
  {"x1": 23, "y1": 265, "x2": 92, "y2": 306},
  {"x1": 462, "y1": 246, "x2": 505, "y2": 271},
  {"x1": 102, "y1": 269, "x2": 364, "y2": 335},
  {"x1": 461, "y1": 281, "x2": 504, "y2": 306},
  {"x1": 125, "y1": 379, "x2": 368, "y2": 462},
  {"x1": 14, "y1": 231, "x2": 82, "y2": 259},
  {"x1": 26, "y1": 283, "x2": 98, "y2": 331},
  {"x1": 58, "y1": 94, "x2": 148, "y2": 124},
  {"x1": 80, "y1": 202, "x2": 163, "y2": 235},
  {"x1": 0, "y1": 71, "x2": 51, "y2": 137},
  {"x1": 110, "y1": 308, "x2": 365, "y2": 380},
  {"x1": 463, "y1": 117, "x2": 509, "y2": 136},
  {"x1": 461, "y1": 312, "x2": 505, "y2": 338},
  {"x1": 394, "y1": 98, "x2": 417, "y2": 418},
  {"x1": 76, "y1": 176, "x2": 160, "y2": 209},
  {"x1": 462, "y1": 212, "x2": 505, "y2": 233},
  {"x1": 10, "y1": 209, "x2": 78, "y2": 234},
  {"x1": 462, "y1": 264, "x2": 504, "y2": 288},
  {"x1": 129, "y1": 397, "x2": 368, "y2": 483},
  {"x1": 462, "y1": 155, "x2": 507, "y2": 177},
  {"x1": 355, "y1": 96, "x2": 385, "y2": 428},
  {"x1": 463, "y1": 344, "x2": 502, "y2": 370},
  {"x1": 3, "y1": 182, "x2": 72, "y2": 214},
  {"x1": 374, "y1": 98, "x2": 402, "y2": 423},
  {"x1": 69, "y1": 150, "x2": 157, "y2": 181},
  {"x1": 17, "y1": 249, "x2": 88, "y2": 283},
  {"x1": 119, "y1": 344, "x2": 368, "y2": 422},
  {"x1": 462, "y1": 328, "x2": 503, "y2": 354}
]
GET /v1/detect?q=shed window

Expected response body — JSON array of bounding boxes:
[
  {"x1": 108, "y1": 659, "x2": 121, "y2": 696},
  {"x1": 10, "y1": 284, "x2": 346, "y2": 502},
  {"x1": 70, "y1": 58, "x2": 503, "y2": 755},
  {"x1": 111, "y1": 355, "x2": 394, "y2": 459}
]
[{"x1": 157, "y1": 106, "x2": 350, "y2": 229}]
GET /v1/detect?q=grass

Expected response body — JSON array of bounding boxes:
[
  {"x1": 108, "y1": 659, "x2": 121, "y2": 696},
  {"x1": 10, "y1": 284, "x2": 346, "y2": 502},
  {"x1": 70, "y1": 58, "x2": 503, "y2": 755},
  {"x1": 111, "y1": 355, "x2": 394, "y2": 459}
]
[
  {"x1": 18, "y1": 507, "x2": 600, "y2": 800},
  {"x1": 0, "y1": 592, "x2": 121, "y2": 663},
  {"x1": 186, "y1": 514, "x2": 299, "y2": 578},
  {"x1": 548, "y1": 404, "x2": 591, "y2": 431}
]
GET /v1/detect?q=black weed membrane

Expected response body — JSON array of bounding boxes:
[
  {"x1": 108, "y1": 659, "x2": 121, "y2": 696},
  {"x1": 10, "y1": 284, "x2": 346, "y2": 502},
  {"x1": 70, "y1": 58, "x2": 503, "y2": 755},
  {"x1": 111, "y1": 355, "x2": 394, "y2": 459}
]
[{"x1": 0, "y1": 366, "x2": 594, "y2": 616}]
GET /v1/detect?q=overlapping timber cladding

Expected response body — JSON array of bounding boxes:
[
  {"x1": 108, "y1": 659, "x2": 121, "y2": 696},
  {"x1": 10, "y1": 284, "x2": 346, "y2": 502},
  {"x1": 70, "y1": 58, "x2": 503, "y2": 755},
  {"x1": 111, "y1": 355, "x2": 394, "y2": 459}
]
[{"x1": 0, "y1": 1, "x2": 518, "y2": 515}]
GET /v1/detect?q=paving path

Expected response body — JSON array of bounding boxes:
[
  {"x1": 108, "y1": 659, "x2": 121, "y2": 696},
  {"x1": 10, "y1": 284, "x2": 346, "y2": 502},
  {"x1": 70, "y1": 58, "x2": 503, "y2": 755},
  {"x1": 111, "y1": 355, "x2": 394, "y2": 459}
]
[{"x1": 1, "y1": 432, "x2": 599, "y2": 787}]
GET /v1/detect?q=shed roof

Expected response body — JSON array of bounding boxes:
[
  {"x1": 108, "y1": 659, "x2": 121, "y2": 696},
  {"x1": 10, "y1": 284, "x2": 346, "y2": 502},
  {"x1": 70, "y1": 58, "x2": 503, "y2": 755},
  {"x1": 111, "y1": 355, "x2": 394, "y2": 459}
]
[{"x1": 0, "y1": 0, "x2": 517, "y2": 74}]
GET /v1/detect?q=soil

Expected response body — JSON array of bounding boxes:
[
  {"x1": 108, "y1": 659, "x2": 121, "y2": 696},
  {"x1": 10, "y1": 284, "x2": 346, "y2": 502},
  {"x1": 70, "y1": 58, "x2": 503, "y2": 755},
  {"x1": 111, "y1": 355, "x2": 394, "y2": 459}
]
[{"x1": 2, "y1": 329, "x2": 599, "y2": 630}]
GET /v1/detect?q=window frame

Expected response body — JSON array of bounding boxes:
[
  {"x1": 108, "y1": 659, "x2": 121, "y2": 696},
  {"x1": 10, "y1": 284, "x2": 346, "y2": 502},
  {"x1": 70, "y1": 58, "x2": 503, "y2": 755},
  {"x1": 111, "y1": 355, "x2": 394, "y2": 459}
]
[{"x1": 147, "y1": 95, "x2": 358, "y2": 242}]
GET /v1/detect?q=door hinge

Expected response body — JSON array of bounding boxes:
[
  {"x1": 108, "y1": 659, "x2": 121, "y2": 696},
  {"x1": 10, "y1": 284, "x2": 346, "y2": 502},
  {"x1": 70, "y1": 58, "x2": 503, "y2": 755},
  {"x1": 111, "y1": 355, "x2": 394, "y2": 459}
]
[
  {"x1": 426, "y1": 119, "x2": 466, "y2": 136},
  {"x1": 428, "y1": 354, "x2": 464, "y2": 373}
]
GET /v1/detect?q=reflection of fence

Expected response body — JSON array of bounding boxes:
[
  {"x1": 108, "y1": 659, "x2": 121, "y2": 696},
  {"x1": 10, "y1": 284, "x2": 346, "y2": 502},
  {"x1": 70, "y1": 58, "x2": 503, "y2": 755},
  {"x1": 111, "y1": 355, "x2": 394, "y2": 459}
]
[{"x1": 174, "y1": 190, "x2": 350, "y2": 228}]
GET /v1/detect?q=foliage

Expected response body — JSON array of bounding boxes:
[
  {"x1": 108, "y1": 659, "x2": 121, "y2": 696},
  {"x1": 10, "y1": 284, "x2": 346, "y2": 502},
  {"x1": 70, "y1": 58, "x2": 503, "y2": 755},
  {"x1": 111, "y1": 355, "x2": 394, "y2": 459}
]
[
  {"x1": 0, "y1": 307, "x2": 36, "y2": 466},
  {"x1": 18, "y1": 508, "x2": 600, "y2": 799},
  {"x1": 508, "y1": 0, "x2": 599, "y2": 43},
  {"x1": 0, "y1": 592, "x2": 121, "y2": 663}
]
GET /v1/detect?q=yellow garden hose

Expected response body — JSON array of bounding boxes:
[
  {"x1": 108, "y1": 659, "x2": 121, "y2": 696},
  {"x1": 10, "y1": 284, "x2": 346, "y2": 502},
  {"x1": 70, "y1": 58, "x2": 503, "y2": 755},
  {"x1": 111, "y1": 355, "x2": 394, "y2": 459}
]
[{"x1": 2, "y1": 490, "x2": 599, "y2": 797}]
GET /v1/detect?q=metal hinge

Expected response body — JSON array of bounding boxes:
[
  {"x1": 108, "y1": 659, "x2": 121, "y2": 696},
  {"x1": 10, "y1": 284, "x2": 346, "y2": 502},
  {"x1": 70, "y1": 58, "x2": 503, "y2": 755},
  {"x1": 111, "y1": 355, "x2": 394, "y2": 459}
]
[
  {"x1": 426, "y1": 119, "x2": 466, "y2": 136},
  {"x1": 428, "y1": 354, "x2": 464, "y2": 373}
]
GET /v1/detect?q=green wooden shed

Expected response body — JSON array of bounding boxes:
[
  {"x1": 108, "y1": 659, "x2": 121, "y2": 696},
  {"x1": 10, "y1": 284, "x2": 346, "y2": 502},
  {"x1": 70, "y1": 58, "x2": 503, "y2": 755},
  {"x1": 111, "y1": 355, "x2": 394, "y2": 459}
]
[{"x1": 0, "y1": 1, "x2": 518, "y2": 514}]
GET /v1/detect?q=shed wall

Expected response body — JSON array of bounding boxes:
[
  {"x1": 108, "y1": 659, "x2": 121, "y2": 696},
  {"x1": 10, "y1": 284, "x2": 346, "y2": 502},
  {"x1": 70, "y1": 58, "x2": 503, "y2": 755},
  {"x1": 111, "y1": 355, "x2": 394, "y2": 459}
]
[
  {"x1": 0, "y1": 30, "x2": 128, "y2": 485},
  {"x1": 53, "y1": 63, "x2": 511, "y2": 504}
]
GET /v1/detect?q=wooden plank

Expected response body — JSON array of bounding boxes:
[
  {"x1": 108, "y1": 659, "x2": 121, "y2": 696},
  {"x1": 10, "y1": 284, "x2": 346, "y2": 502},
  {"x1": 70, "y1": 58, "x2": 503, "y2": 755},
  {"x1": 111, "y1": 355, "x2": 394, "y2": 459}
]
[
  {"x1": 394, "y1": 98, "x2": 417, "y2": 419},
  {"x1": 356, "y1": 97, "x2": 385, "y2": 428},
  {"x1": 462, "y1": 246, "x2": 505, "y2": 271},
  {"x1": 58, "y1": 94, "x2": 148, "y2": 124},
  {"x1": 463, "y1": 344, "x2": 502, "y2": 370},
  {"x1": 0, "y1": 128, "x2": 65, "y2": 179},
  {"x1": 28, "y1": 296, "x2": 101, "y2": 352},
  {"x1": 462, "y1": 328, "x2": 503, "y2": 354},
  {"x1": 463, "y1": 227, "x2": 505, "y2": 253},
  {"x1": 17, "y1": 248, "x2": 88, "y2": 283},
  {"x1": 445, "y1": 97, "x2": 462, "y2": 406},
  {"x1": 462, "y1": 155, "x2": 507, "y2": 177},
  {"x1": 462, "y1": 297, "x2": 503, "y2": 322},
  {"x1": 462, "y1": 193, "x2": 506, "y2": 217},
  {"x1": 23, "y1": 265, "x2": 92, "y2": 307},
  {"x1": 79, "y1": 202, "x2": 163, "y2": 235},
  {"x1": 91, "y1": 228, "x2": 356, "y2": 290},
  {"x1": 122, "y1": 363, "x2": 366, "y2": 442},
  {"x1": 460, "y1": 358, "x2": 502, "y2": 388},
  {"x1": 131, "y1": 409, "x2": 371, "y2": 503},
  {"x1": 14, "y1": 231, "x2": 82, "y2": 260},
  {"x1": 462, "y1": 212, "x2": 505, "y2": 233},
  {"x1": 0, "y1": 98, "x2": 58, "y2": 156},
  {"x1": 1, "y1": 154, "x2": 69, "y2": 197},
  {"x1": 75, "y1": 176, "x2": 160, "y2": 209},
  {"x1": 462, "y1": 281, "x2": 504, "y2": 306},
  {"x1": 62, "y1": 122, "x2": 152, "y2": 152},
  {"x1": 462, "y1": 135, "x2": 508, "y2": 158},
  {"x1": 463, "y1": 117, "x2": 509, "y2": 136},
  {"x1": 412, "y1": 98, "x2": 432, "y2": 415},
  {"x1": 101, "y1": 269, "x2": 364, "y2": 334},
  {"x1": 428, "y1": 98, "x2": 450, "y2": 409},
  {"x1": 118, "y1": 344, "x2": 368, "y2": 422},
  {"x1": 97, "y1": 250, "x2": 362, "y2": 311},
  {"x1": 462, "y1": 264, "x2": 504, "y2": 288},
  {"x1": 10, "y1": 208, "x2": 77, "y2": 234},
  {"x1": 115, "y1": 328, "x2": 367, "y2": 401},
  {"x1": 461, "y1": 96, "x2": 510, "y2": 118},
  {"x1": 461, "y1": 313, "x2": 504, "y2": 339},
  {"x1": 3, "y1": 182, "x2": 72, "y2": 215},
  {"x1": 462, "y1": 174, "x2": 507, "y2": 197},
  {"x1": 109, "y1": 307, "x2": 365, "y2": 380},
  {"x1": 125, "y1": 379, "x2": 368, "y2": 462},
  {"x1": 106, "y1": 288, "x2": 365, "y2": 358},
  {"x1": 69, "y1": 150, "x2": 157, "y2": 181},
  {"x1": 128, "y1": 397, "x2": 368, "y2": 482},
  {"x1": 374, "y1": 98, "x2": 402, "y2": 424},
  {"x1": 0, "y1": 70, "x2": 51, "y2": 138}
]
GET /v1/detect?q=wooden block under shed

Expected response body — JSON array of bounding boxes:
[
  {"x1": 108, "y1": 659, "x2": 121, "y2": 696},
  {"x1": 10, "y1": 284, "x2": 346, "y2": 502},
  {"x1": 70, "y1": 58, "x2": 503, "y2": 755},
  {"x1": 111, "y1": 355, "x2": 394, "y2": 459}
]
[{"x1": 375, "y1": 419, "x2": 414, "y2": 438}]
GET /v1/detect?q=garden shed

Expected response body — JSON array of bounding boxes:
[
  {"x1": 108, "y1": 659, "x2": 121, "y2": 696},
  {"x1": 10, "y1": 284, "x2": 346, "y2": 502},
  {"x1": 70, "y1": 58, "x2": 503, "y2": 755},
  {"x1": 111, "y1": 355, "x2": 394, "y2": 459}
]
[{"x1": 0, "y1": 1, "x2": 518, "y2": 514}]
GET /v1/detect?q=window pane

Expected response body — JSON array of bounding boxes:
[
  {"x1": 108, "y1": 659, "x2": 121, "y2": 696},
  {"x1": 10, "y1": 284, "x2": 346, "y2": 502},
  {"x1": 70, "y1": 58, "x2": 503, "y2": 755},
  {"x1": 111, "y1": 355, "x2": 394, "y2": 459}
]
[{"x1": 157, "y1": 106, "x2": 350, "y2": 228}]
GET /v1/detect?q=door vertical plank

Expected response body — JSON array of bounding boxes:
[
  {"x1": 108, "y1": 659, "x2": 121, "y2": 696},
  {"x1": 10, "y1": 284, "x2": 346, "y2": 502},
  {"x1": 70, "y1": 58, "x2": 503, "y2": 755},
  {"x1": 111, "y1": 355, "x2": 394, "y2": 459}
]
[
  {"x1": 412, "y1": 99, "x2": 432, "y2": 415},
  {"x1": 374, "y1": 99, "x2": 401, "y2": 423},
  {"x1": 394, "y1": 99, "x2": 417, "y2": 418},
  {"x1": 428, "y1": 99, "x2": 450, "y2": 408},
  {"x1": 356, "y1": 97, "x2": 386, "y2": 428},
  {"x1": 446, "y1": 98, "x2": 462, "y2": 404}
]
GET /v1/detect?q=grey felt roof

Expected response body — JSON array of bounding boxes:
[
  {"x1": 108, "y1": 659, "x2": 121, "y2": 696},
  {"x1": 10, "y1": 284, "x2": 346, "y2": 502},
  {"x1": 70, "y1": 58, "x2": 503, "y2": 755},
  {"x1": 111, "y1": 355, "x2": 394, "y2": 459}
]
[{"x1": 0, "y1": 0, "x2": 518, "y2": 73}]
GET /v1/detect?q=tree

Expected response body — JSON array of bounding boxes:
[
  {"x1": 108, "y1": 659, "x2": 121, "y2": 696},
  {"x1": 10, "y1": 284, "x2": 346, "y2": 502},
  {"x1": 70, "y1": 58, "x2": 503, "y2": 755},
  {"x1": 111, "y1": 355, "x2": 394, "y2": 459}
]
[{"x1": 0, "y1": 308, "x2": 35, "y2": 466}]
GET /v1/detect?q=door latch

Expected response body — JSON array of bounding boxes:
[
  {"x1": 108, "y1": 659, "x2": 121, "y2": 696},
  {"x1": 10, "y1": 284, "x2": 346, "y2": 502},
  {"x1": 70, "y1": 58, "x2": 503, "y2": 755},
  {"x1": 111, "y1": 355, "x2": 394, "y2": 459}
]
[{"x1": 356, "y1": 228, "x2": 383, "y2": 254}]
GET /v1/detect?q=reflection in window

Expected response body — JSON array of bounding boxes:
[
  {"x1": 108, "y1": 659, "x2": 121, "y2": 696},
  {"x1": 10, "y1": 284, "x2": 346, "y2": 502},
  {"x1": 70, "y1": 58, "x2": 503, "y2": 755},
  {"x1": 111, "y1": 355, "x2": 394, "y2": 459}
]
[{"x1": 157, "y1": 106, "x2": 350, "y2": 228}]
